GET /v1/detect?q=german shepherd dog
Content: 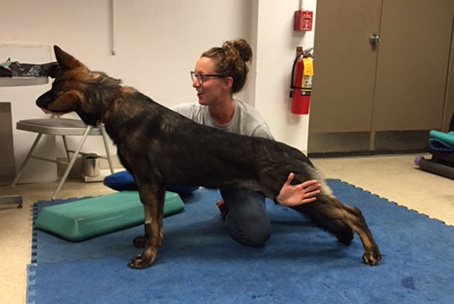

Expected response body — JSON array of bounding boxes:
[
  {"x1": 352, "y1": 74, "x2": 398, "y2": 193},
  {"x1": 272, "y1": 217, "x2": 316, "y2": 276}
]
[{"x1": 36, "y1": 46, "x2": 381, "y2": 269}]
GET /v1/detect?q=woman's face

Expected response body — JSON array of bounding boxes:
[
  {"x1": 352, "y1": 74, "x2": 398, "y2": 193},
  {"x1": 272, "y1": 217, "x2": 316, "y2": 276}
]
[{"x1": 192, "y1": 57, "x2": 229, "y2": 106}]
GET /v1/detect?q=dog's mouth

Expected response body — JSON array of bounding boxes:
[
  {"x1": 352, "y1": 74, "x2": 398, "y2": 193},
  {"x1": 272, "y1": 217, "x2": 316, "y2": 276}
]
[
  {"x1": 38, "y1": 105, "x2": 69, "y2": 116},
  {"x1": 40, "y1": 107, "x2": 54, "y2": 114},
  {"x1": 39, "y1": 108, "x2": 69, "y2": 116}
]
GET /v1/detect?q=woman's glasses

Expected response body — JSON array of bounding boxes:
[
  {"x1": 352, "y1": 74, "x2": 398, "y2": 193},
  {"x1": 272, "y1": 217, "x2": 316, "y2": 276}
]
[{"x1": 190, "y1": 71, "x2": 226, "y2": 84}]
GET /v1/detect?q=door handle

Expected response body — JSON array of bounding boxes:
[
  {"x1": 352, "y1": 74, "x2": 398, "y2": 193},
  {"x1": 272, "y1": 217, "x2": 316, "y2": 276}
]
[{"x1": 369, "y1": 34, "x2": 381, "y2": 46}]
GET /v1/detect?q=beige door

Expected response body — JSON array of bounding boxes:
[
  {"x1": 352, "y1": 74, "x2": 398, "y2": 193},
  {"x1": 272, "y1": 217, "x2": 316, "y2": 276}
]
[{"x1": 308, "y1": 0, "x2": 454, "y2": 155}]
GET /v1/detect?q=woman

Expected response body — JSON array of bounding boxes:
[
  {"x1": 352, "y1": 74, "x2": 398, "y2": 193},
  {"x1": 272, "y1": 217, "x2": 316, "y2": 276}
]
[{"x1": 172, "y1": 39, "x2": 321, "y2": 247}]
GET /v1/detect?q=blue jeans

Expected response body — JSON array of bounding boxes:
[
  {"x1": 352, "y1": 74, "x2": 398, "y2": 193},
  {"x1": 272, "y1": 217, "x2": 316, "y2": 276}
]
[{"x1": 220, "y1": 188, "x2": 271, "y2": 247}]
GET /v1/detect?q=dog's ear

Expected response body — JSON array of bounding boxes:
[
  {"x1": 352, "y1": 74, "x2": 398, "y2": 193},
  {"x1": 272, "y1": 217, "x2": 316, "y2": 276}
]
[
  {"x1": 54, "y1": 45, "x2": 86, "y2": 71},
  {"x1": 47, "y1": 90, "x2": 82, "y2": 112}
]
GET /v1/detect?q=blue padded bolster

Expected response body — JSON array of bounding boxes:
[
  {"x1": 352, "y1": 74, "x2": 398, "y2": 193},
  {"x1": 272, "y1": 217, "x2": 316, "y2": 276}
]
[{"x1": 103, "y1": 170, "x2": 198, "y2": 194}]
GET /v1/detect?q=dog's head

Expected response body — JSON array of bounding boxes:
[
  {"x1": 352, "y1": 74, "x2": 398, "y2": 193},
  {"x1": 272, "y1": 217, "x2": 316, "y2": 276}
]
[{"x1": 36, "y1": 46, "x2": 121, "y2": 126}]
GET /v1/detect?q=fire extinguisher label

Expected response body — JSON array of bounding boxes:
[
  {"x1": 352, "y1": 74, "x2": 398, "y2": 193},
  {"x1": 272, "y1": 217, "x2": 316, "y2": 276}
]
[
  {"x1": 301, "y1": 58, "x2": 313, "y2": 90},
  {"x1": 303, "y1": 58, "x2": 314, "y2": 76},
  {"x1": 302, "y1": 76, "x2": 312, "y2": 89}
]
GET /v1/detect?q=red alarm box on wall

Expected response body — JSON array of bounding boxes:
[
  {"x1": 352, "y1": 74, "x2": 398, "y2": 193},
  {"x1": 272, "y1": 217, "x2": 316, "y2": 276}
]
[{"x1": 294, "y1": 10, "x2": 313, "y2": 31}]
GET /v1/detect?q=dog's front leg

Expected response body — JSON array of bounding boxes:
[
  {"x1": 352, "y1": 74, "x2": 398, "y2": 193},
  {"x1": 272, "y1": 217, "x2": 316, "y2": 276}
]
[{"x1": 128, "y1": 185, "x2": 165, "y2": 270}]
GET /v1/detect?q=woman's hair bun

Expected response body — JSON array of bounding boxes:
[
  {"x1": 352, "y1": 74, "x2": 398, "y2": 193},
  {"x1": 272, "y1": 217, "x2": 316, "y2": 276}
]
[{"x1": 222, "y1": 39, "x2": 252, "y2": 63}]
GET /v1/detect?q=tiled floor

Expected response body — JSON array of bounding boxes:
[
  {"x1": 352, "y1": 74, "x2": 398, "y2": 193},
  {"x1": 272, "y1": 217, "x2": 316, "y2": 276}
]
[{"x1": 1, "y1": 153, "x2": 453, "y2": 304}]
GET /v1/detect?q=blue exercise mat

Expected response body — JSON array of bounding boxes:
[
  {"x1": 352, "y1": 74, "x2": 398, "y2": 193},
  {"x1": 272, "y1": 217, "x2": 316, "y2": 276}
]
[{"x1": 27, "y1": 180, "x2": 454, "y2": 304}]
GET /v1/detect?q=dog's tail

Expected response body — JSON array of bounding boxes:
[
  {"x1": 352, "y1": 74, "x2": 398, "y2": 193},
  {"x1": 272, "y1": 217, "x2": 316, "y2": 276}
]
[{"x1": 292, "y1": 163, "x2": 333, "y2": 197}]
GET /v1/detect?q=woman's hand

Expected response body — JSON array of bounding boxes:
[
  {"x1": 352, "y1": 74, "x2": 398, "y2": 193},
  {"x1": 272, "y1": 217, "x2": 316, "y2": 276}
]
[{"x1": 275, "y1": 173, "x2": 321, "y2": 207}]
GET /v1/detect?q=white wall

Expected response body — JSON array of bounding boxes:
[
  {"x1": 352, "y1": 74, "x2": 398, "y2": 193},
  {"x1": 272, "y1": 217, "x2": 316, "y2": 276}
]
[
  {"x1": 253, "y1": 0, "x2": 316, "y2": 152},
  {"x1": 0, "y1": 0, "x2": 316, "y2": 180}
]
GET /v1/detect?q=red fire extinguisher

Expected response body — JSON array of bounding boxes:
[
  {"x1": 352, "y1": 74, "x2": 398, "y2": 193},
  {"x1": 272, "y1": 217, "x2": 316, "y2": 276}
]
[{"x1": 290, "y1": 47, "x2": 314, "y2": 115}]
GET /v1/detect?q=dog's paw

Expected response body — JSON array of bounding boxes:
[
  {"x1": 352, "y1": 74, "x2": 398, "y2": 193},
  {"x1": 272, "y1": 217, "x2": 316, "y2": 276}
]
[
  {"x1": 133, "y1": 235, "x2": 146, "y2": 248},
  {"x1": 127, "y1": 254, "x2": 154, "y2": 269},
  {"x1": 362, "y1": 247, "x2": 382, "y2": 266}
]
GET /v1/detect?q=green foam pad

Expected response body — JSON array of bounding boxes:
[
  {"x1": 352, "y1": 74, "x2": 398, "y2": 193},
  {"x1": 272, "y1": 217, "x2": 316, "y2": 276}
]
[{"x1": 35, "y1": 191, "x2": 184, "y2": 241}]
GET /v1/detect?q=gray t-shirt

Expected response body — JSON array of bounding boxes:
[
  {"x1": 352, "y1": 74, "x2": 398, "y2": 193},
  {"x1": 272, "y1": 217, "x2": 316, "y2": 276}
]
[{"x1": 172, "y1": 99, "x2": 273, "y2": 140}]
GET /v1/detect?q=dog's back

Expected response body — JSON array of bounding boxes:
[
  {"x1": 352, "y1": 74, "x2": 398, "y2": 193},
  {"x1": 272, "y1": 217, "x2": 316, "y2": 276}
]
[{"x1": 105, "y1": 89, "x2": 319, "y2": 198}]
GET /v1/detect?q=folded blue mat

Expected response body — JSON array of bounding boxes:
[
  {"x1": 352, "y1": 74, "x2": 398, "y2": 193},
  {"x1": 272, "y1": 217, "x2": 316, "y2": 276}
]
[
  {"x1": 429, "y1": 130, "x2": 454, "y2": 152},
  {"x1": 429, "y1": 138, "x2": 454, "y2": 152},
  {"x1": 429, "y1": 130, "x2": 454, "y2": 145}
]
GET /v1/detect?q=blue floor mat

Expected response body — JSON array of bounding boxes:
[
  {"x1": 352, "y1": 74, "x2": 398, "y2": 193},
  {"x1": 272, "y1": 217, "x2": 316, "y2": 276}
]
[{"x1": 27, "y1": 180, "x2": 454, "y2": 304}]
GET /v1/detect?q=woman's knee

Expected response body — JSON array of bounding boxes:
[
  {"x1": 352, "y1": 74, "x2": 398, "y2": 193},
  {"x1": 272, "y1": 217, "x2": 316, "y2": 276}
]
[
  {"x1": 220, "y1": 188, "x2": 272, "y2": 247},
  {"x1": 225, "y1": 215, "x2": 271, "y2": 247},
  {"x1": 241, "y1": 223, "x2": 271, "y2": 247}
]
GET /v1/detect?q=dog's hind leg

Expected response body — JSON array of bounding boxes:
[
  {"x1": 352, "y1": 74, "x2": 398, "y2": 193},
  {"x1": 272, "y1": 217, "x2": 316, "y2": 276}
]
[
  {"x1": 127, "y1": 184, "x2": 165, "y2": 269},
  {"x1": 310, "y1": 214, "x2": 354, "y2": 245},
  {"x1": 337, "y1": 202, "x2": 381, "y2": 265},
  {"x1": 293, "y1": 193, "x2": 381, "y2": 266}
]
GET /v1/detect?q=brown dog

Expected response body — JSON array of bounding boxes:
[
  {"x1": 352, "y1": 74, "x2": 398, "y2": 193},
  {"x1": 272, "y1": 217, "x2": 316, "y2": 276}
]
[{"x1": 36, "y1": 46, "x2": 381, "y2": 269}]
